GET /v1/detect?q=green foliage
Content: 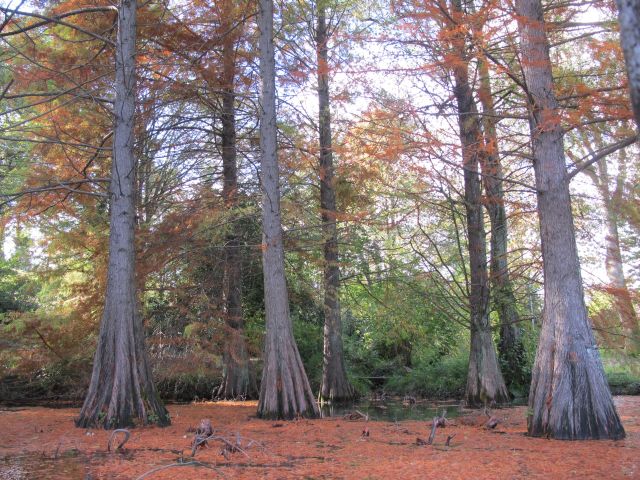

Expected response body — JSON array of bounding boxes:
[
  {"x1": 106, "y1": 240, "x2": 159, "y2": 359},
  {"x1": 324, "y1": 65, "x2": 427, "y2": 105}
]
[
  {"x1": 0, "y1": 360, "x2": 90, "y2": 405},
  {"x1": 0, "y1": 230, "x2": 40, "y2": 317},
  {"x1": 292, "y1": 314, "x2": 324, "y2": 391},
  {"x1": 155, "y1": 372, "x2": 223, "y2": 402},
  {"x1": 385, "y1": 348, "x2": 469, "y2": 398},
  {"x1": 605, "y1": 370, "x2": 640, "y2": 395},
  {"x1": 602, "y1": 353, "x2": 640, "y2": 395},
  {"x1": 0, "y1": 0, "x2": 629, "y2": 410},
  {"x1": 287, "y1": 252, "x2": 326, "y2": 391},
  {"x1": 339, "y1": 258, "x2": 472, "y2": 398}
]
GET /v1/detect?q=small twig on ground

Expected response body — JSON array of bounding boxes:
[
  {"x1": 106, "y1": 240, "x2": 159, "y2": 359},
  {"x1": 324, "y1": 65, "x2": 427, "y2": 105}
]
[
  {"x1": 246, "y1": 438, "x2": 266, "y2": 450},
  {"x1": 220, "y1": 433, "x2": 248, "y2": 460},
  {"x1": 191, "y1": 433, "x2": 250, "y2": 458},
  {"x1": 107, "y1": 429, "x2": 130, "y2": 452},
  {"x1": 134, "y1": 461, "x2": 220, "y2": 480},
  {"x1": 190, "y1": 419, "x2": 265, "y2": 459}
]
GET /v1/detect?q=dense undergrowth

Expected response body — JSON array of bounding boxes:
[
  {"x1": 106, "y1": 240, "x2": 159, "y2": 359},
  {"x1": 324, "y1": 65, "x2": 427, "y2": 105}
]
[
  {"x1": 1, "y1": 347, "x2": 637, "y2": 406},
  {"x1": 1, "y1": 227, "x2": 638, "y2": 406}
]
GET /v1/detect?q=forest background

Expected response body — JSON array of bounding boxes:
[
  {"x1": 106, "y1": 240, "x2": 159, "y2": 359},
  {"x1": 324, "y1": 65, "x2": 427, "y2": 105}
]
[{"x1": 0, "y1": 0, "x2": 639, "y2": 415}]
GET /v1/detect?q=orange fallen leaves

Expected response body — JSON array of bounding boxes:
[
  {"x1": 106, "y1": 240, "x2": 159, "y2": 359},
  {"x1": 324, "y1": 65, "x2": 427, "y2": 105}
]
[{"x1": 0, "y1": 396, "x2": 638, "y2": 479}]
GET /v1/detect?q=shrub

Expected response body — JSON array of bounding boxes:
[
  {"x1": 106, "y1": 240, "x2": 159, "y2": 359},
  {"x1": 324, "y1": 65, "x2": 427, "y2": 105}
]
[{"x1": 385, "y1": 348, "x2": 468, "y2": 399}]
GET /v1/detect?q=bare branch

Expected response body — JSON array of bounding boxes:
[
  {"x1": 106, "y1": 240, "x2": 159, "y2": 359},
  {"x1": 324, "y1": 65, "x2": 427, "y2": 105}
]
[
  {"x1": 565, "y1": 134, "x2": 638, "y2": 182},
  {"x1": 0, "y1": 6, "x2": 117, "y2": 46},
  {"x1": 0, "y1": 78, "x2": 14, "y2": 102},
  {"x1": 1, "y1": 178, "x2": 110, "y2": 207}
]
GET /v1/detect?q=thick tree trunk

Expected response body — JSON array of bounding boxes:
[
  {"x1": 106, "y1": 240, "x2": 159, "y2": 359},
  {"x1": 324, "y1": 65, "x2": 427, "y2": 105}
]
[
  {"x1": 477, "y1": 58, "x2": 526, "y2": 390},
  {"x1": 76, "y1": 0, "x2": 168, "y2": 429},
  {"x1": 516, "y1": 0, "x2": 624, "y2": 440},
  {"x1": 316, "y1": 5, "x2": 355, "y2": 403},
  {"x1": 257, "y1": 0, "x2": 319, "y2": 419},
  {"x1": 217, "y1": 8, "x2": 256, "y2": 400},
  {"x1": 450, "y1": 0, "x2": 509, "y2": 406},
  {"x1": 616, "y1": 0, "x2": 640, "y2": 128}
]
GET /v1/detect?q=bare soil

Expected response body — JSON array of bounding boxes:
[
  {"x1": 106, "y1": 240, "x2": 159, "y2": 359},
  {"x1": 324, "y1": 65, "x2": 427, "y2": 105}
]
[{"x1": 1, "y1": 396, "x2": 638, "y2": 479}]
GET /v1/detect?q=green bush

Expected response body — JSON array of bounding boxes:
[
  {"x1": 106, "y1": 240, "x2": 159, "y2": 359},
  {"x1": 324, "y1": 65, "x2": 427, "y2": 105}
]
[
  {"x1": 384, "y1": 348, "x2": 468, "y2": 398},
  {"x1": 292, "y1": 315, "x2": 324, "y2": 392},
  {"x1": 0, "y1": 361, "x2": 89, "y2": 405},
  {"x1": 156, "y1": 372, "x2": 222, "y2": 402},
  {"x1": 604, "y1": 361, "x2": 640, "y2": 395}
]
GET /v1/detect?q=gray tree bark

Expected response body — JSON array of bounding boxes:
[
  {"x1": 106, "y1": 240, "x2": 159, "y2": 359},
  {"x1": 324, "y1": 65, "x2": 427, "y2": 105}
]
[
  {"x1": 217, "y1": 8, "x2": 256, "y2": 400},
  {"x1": 516, "y1": 0, "x2": 625, "y2": 439},
  {"x1": 316, "y1": 4, "x2": 355, "y2": 403},
  {"x1": 450, "y1": 0, "x2": 509, "y2": 407},
  {"x1": 616, "y1": 0, "x2": 640, "y2": 128},
  {"x1": 257, "y1": 0, "x2": 319, "y2": 419},
  {"x1": 477, "y1": 58, "x2": 526, "y2": 391},
  {"x1": 76, "y1": 0, "x2": 169, "y2": 429}
]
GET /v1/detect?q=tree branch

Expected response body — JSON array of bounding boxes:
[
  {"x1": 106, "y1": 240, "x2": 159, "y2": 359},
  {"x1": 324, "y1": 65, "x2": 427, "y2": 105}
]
[
  {"x1": 565, "y1": 134, "x2": 638, "y2": 182},
  {"x1": 1, "y1": 178, "x2": 110, "y2": 207},
  {"x1": 0, "y1": 6, "x2": 117, "y2": 46}
]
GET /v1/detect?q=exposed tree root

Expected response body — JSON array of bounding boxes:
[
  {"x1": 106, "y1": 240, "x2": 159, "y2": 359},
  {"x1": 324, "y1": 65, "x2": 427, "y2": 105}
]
[
  {"x1": 427, "y1": 410, "x2": 448, "y2": 445},
  {"x1": 483, "y1": 408, "x2": 499, "y2": 429},
  {"x1": 445, "y1": 434, "x2": 456, "y2": 446},
  {"x1": 190, "y1": 421, "x2": 261, "y2": 460},
  {"x1": 107, "y1": 429, "x2": 130, "y2": 452}
]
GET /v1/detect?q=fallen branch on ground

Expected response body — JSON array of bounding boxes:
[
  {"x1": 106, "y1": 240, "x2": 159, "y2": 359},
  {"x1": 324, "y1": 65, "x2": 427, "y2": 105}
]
[
  {"x1": 343, "y1": 410, "x2": 368, "y2": 421},
  {"x1": 191, "y1": 429, "x2": 252, "y2": 459},
  {"x1": 134, "y1": 461, "x2": 219, "y2": 480}
]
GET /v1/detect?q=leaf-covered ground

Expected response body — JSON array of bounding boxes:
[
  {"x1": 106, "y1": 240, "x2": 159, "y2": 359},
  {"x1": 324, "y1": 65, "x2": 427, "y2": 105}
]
[{"x1": 1, "y1": 396, "x2": 638, "y2": 479}]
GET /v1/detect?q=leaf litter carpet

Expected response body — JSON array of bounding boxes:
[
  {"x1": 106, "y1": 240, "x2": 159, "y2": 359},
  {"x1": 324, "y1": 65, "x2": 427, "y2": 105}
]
[{"x1": 0, "y1": 396, "x2": 638, "y2": 479}]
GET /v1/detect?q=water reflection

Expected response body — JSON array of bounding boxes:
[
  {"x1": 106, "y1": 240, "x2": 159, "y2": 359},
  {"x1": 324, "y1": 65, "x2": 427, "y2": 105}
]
[
  {"x1": 0, "y1": 453, "x2": 87, "y2": 480},
  {"x1": 319, "y1": 398, "x2": 463, "y2": 422}
]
